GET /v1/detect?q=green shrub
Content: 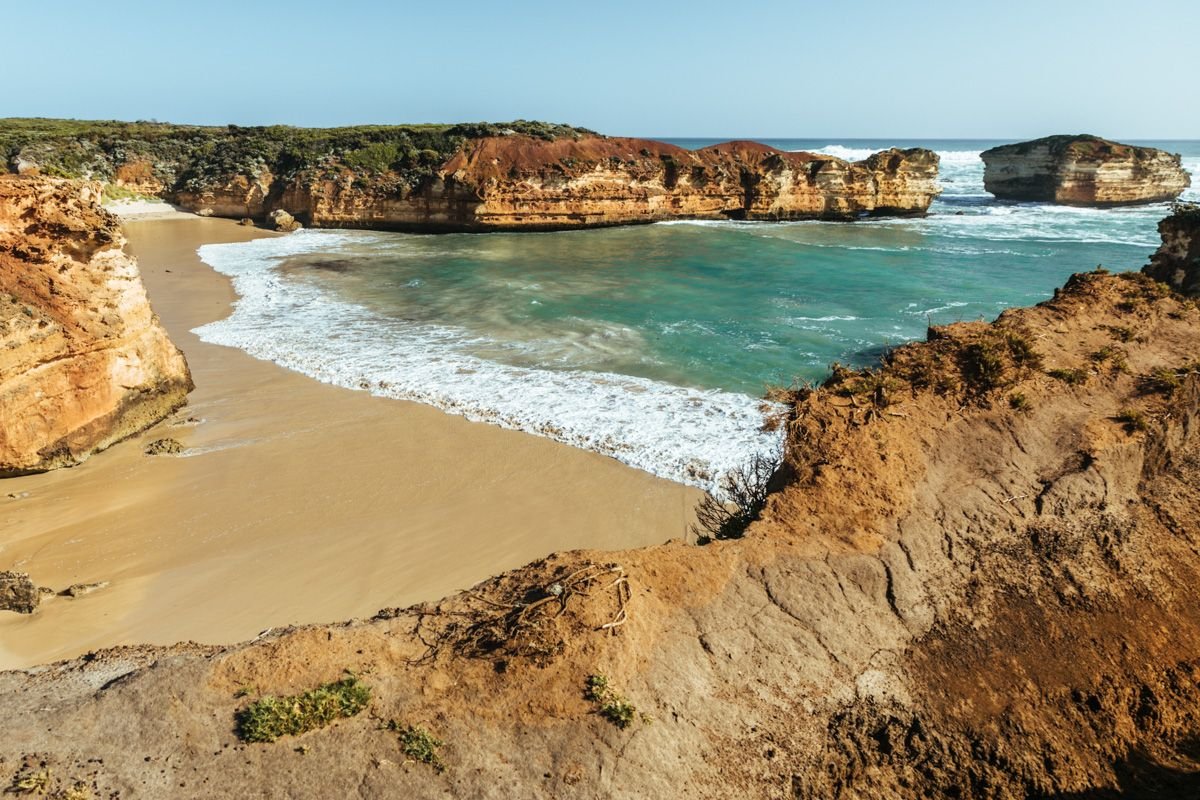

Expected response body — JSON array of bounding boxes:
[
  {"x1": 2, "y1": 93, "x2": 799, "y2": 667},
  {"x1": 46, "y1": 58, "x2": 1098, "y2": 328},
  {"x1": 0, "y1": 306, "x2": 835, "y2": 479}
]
[{"x1": 236, "y1": 675, "x2": 371, "y2": 743}]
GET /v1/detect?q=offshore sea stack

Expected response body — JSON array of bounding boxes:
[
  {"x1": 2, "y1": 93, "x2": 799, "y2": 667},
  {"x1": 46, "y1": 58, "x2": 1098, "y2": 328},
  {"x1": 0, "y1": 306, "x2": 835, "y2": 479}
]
[
  {"x1": 0, "y1": 176, "x2": 192, "y2": 475},
  {"x1": 1144, "y1": 202, "x2": 1200, "y2": 296},
  {"x1": 278, "y1": 137, "x2": 942, "y2": 230},
  {"x1": 981, "y1": 134, "x2": 1190, "y2": 206},
  {"x1": 4, "y1": 214, "x2": 1200, "y2": 796}
]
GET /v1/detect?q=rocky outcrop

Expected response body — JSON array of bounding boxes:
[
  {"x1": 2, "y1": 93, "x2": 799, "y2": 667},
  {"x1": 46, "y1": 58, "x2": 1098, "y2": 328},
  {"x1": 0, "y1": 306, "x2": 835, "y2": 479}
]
[
  {"x1": 172, "y1": 170, "x2": 273, "y2": 219},
  {"x1": 265, "y1": 209, "x2": 302, "y2": 232},
  {"x1": 0, "y1": 572, "x2": 38, "y2": 613},
  {"x1": 1144, "y1": 203, "x2": 1200, "y2": 296},
  {"x1": 1, "y1": 121, "x2": 940, "y2": 231},
  {"x1": 4, "y1": 236, "x2": 1200, "y2": 796},
  {"x1": 0, "y1": 176, "x2": 192, "y2": 475},
  {"x1": 982, "y1": 134, "x2": 1190, "y2": 205},
  {"x1": 265, "y1": 137, "x2": 940, "y2": 231}
]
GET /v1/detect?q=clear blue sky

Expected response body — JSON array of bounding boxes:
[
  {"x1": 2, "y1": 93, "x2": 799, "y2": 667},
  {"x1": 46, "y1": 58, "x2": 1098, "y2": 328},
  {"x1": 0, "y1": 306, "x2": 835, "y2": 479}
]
[{"x1": 7, "y1": 0, "x2": 1197, "y2": 139}]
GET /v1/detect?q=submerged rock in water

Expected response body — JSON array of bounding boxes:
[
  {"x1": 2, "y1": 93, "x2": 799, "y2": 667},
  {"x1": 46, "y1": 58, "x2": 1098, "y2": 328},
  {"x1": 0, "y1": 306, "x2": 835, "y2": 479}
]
[
  {"x1": 0, "y1": 571, "x2": 39, "y2": 614},
  {"x1": 981, "y1": 134, "x2": 1190, "y2": 206},
  {"x1": 0, "y1": 176, "x2": 194, "y2": 476}
]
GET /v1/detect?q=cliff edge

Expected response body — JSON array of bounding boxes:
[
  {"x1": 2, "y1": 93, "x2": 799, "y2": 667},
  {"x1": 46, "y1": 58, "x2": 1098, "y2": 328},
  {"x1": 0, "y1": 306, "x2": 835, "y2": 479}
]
[
  {"x1": 1, "y1": 119, "x2": 940, "y2": 231},
  {"x1": 2, "y1": 212, "x2": 1199, "y2": 796},
  {"x1": 0, "y1": 176, "x2": 192, "y2": 475},
  {"x1": 982, "y1": 134, "x2": 1190, "y2": 206}
]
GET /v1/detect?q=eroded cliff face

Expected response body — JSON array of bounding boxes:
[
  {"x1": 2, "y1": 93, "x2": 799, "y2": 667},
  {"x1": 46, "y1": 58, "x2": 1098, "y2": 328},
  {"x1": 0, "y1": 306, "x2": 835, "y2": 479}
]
[
  {"x1": 172, "y1": 136, "x2": 940, "y2": 231},
  {"x1": 1144, "y1": 203, "x2": 1200, "y2": 297},
  {"x1": 982, "y1": 134, "x2": 1191, "y2": 206},
  {"x1": 0, "y1": 176, "x2": 191, "y2": 475},
  {"x1": 3, "y1": 232, "x2": 1200, "y2": 796}
]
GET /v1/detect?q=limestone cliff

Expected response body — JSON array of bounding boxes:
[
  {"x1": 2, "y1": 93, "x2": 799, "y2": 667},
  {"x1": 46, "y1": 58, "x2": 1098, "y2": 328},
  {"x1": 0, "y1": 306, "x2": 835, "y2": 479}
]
[
  {"x1": 1144, "y1": 203, "x2": 1200, "y2": 296},
  {"x1": 185, "y1": 136, "x2": 940, "y2": 230},
  {"x1": 982, "y1": 134, "x2": 1190, "y2": 205},
  {"x1": 3, "y1": 222, "x2": 1200, "y2": 796},
  {"x1": 0, "y1": 176, "x2": 192, "y2": 475},
  {"x1": 1, "y1": 120, "x2": 939, "y2": 231}
]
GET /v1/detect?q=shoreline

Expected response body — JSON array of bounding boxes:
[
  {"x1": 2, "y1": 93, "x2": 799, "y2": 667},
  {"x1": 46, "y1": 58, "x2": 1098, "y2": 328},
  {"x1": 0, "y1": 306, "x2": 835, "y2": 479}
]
[{"x1": 0, "y1": 216, "x2": 701, "y2": 670}]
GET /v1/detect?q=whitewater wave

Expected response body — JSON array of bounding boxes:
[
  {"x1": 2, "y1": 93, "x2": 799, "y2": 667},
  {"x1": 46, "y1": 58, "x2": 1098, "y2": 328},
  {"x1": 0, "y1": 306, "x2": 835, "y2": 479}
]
[{"x1": 193, "y1": 231, "x2": 784, "y2": 496}]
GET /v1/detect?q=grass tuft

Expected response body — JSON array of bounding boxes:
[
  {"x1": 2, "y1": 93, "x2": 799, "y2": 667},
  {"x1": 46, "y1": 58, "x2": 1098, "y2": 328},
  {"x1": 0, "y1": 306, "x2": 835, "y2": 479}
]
[
  {"x1": 1116, "y1": 408, "x2": 1149, "y2": 433},
  {"x1": 1047, "y1": 367, "x2": 1090, "y2": 386},
  {"x1": 236, "y1": 675, "x2": 371, "y2": 743},
  {"x1": 389, "y1": 722, "x2": 446, "y2": 773}
]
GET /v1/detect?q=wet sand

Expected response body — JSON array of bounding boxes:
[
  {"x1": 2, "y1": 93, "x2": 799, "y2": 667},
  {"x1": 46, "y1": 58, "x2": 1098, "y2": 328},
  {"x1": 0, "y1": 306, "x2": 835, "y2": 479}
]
[{"x1": 0, "y1": 217, "x2": 701, "y2": 669}]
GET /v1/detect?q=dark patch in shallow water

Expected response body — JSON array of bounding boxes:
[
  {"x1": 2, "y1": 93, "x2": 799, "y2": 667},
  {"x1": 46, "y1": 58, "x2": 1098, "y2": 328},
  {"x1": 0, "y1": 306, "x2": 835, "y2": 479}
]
[{"x1": 285, "y1": 257, "x2": 357, "y2": 273}]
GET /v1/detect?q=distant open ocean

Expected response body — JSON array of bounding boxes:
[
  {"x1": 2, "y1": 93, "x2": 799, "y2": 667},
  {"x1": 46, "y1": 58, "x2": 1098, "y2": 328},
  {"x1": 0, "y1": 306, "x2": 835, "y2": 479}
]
[{"x1": 194, "y1": 139, "x2": 1200, "y2": 493}]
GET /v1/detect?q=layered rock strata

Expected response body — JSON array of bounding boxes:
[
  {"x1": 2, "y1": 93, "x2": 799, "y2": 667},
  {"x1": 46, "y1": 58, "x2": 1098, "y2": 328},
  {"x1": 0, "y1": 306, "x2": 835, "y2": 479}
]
[
  {"x1": 180, "y1": 136, "x2": 941, "y2": 231},
  {"x1": 982, "y1": 134, "x2": 1190, "y2": 205},
  {"x1": 3, "y1": 223, "x2": 1200, "y2": 795},
  {"x1": 0, "y1": 176, "x2": 192, "y2": 475},
  {"x1": 2, "y1": 122, "x2": 940, "y2": 231}
]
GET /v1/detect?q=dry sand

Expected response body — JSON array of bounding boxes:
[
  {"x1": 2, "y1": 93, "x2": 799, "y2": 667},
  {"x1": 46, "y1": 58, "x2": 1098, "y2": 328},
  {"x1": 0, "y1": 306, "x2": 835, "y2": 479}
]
[{"x1": 0, "y1": 217, "x2": 702, "y2": 669}]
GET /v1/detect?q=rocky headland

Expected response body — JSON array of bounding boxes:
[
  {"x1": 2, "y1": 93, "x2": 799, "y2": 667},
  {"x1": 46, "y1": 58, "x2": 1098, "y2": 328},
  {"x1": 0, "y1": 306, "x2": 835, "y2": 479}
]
[
  {"x1": 982, "y1": 134, "x2": 1190, "y2": 206},
  {"x1": 1145, "y1": 202, "x2": 1200, "y2": 296},
  {"x1": 0, "y1": 176, "x2": 191, "y2": 475},
  {"x1": 2, "y1": 197, "x2": 1199, "y2": 797},
  {"x1": 1, "y1": 119, "x2": 940, "y2": 230}
]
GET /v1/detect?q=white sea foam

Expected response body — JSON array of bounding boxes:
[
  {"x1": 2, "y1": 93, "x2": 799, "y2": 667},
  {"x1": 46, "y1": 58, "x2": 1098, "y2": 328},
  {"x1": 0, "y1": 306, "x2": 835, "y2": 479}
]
[{"x1": 194, "y1": 231, "x2": 783, "y2": 496}]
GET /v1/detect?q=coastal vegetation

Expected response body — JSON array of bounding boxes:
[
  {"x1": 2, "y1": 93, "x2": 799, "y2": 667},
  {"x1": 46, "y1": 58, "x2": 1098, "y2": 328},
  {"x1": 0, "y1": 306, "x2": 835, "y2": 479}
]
[
  {"x1": 585, "y1": 674, "x2": 640, "y2": 729},
  {"x1": 0, "y1": 117, "x2": 595, "y2": 190},
  {"x1": 389, "y1": 722, "x2": 446, "y2": 773},
  {"x1": 235, "y1": 675, "x2": 371, "y2": 743}
]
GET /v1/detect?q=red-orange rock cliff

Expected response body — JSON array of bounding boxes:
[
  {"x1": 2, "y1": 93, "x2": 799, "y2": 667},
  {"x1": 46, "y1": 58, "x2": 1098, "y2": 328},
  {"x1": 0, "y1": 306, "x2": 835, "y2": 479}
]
[{"x1": 0, "y1": 176, "x2": 192, "y2": 475}]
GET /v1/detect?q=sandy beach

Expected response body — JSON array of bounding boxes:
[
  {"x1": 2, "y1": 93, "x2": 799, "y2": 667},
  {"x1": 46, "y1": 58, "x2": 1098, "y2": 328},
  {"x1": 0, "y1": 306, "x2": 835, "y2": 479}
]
[{"x1": 0, "y1": 216, "x2": 701, "y2": 670}]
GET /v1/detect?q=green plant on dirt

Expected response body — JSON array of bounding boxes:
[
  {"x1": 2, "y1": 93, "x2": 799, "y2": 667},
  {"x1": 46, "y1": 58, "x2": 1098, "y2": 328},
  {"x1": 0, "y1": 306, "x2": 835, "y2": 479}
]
[
  {"x1": 586, "y1": 674, "x2": 638, "y2": 729},
  {"x1": 1140, "y1": 363, "x2": 1200, "y2": 396},
  {"x1": 1001, "y1": 331, "x2": 1043, "y2": 371},
  {"x1": 1047, "y1": 367, "x2": 1090, "y2": 386},
  {"x1": 388, "y1": 722, "x2": 446, "y2": 773},
  {"x1": 959, "y1": 340, "x2": 1006, "y2": 391},
  {"x1": 1008, "y1": 392, "x2": 1031, "y2": 412},
  {"x1": 1116, "y1": 408, "x2": 1149, "y2": 433},
  {"x1": 842, "y1": 368, "x2": 903, "y2": 408},
  {"x1": 236, "y1": 675, "x2": 371, "y2": 743}
]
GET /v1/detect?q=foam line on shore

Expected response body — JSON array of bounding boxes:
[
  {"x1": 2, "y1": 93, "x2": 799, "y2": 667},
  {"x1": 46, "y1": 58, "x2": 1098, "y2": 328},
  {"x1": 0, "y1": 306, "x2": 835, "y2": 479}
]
[{"x1": 194, "y1": 232, "x2": 783, "y2": 496}]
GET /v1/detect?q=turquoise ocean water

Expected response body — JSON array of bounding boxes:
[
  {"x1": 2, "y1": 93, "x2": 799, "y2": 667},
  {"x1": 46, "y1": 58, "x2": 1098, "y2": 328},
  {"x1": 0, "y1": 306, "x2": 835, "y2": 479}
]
[{"x1": 195, "y1": 139, "x2": 1200, "y2": 492}]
